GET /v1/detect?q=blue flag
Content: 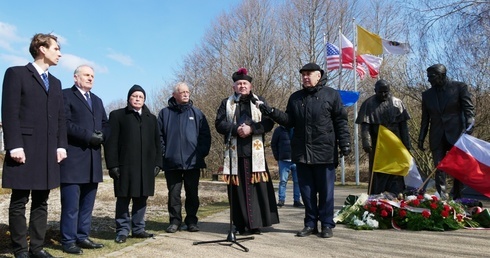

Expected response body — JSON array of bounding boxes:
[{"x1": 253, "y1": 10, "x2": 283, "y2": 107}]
[{"x1": 338, "y1": 90, "x2": 360, "y2": 107}]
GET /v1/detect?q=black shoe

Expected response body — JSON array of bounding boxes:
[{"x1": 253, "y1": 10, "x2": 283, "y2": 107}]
[
  {"x1": 115, "y1": 235, "x2": 127, "y2": 243},
  {"x1": 63, "y1": 243, "x2": 83, "y2": 254},
  {"x1": 234, "y1": 227, "x2": 247, "y2": 235},
  {"x1": 132, "y1": 231, "x2": 154, "y2": 238},
  {"x1": 29, "y1": 250, "x2": 54, "y2": 258},
  {"x1": 166, "y1": 224, "x2": 180, "y2": 233},
  {"x1": 296, "y1": 226, "x2": 317, "y2": 237},
  {"x1": 14, "y1": 251, "x2": 29, "y2": 258},
  {"x1": 320, "y1": 226, "x2": 333, "y2": 238},
  {"x1": 293, "y1": 201, "x2": 304, "y2": 208},
  {"x1": 187, "y1": 224, "x2": 200, "y2": 232},
  {"x1": 249, "y1": 228, "x2": 262, "y2": 235},
  {"x1": 77, "y1": 238, "x2": 104, "y2": 249},
  {"x1": 277, "y1": 200, "x2": 285, "y2": 207}
]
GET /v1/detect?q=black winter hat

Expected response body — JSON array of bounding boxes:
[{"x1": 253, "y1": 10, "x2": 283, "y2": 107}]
[
  {"x1": 299, "y1": 62, "x2": 324, "y2": 76},
  {"x1": 127, "y1": 84, "x2": 146, "y2": 100},
  {"x1": 232, "y1": 68, "x2": 253, "y2": 82}
]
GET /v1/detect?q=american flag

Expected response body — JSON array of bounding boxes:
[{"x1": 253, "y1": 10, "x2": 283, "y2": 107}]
[{"x1": 325, "y1": 42, "x2": 366, "y2": 79}]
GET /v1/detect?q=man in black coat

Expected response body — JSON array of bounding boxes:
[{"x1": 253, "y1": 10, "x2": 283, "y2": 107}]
[
  {"x1": 105, "y1": 85, "x2": 162, "y2": 244},
  {"x1": 418, "y1": 64, "x2": 475, "y2": 199},
  {"x1": 215, "y1": 69, "x2": 279, "y2": 235},
  {"x1": 2, "y1": 33, "x2": 67, "y2": 258},
  {"x1": 257, "y1": 63, "x2": 351, "y2": 239},
  {"x1": 59, "y1": 65, "x2": 110, "y2": 254}
]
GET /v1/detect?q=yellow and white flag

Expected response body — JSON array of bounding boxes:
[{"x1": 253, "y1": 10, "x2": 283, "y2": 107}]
[{"x1": 373, "y1": 125, "x2": 423, "y2": 188}]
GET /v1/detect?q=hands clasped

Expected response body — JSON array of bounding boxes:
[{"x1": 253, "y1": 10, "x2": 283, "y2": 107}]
[{"x1": 237, "y1": 123, "x2": 252, "y2": 138}]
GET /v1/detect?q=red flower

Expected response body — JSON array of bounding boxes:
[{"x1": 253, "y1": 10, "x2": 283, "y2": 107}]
[
  {"x1": 386, "y1": 206, "x2": 393, "y2": 213},
  {"x1": 443, "y1": 205, "x2": 451, "y2": 212},
  {"x1": 380, "y1": 210, "x2": 388, "y2": 217},
  {"x1": 363, "y1": 204, "x2": 368, "y2": 210},
  {"x1": 417, "y1": 195, "x2": 424, "y2": 200},
  {"x1": 431, "y1": 196, "x2": 439, "y2": 202},
  {"x1": 456, "y1": 214, "x2": 464, "y2": 222},
  {"x1": 430, "y1": 202, "x2": 438, "y2": 209},
  {"x1": 412, "y1": 199, "x2": 420, "y2": 206},
  {"x1": 441, "y1": 210, "x2": 449, "y2": 218},
  {"x1": 422, "y1": 210, "x2": 431, "y2": 218},
  {"x1": 399, "y1": 210, "x2": 407, "y2": 218},
  {"x1": 400, "y1": 201, "x2": 407, "y2": 208},
  {"x1": 370, "y1": 206, "x2": 377, "y2": 213}
]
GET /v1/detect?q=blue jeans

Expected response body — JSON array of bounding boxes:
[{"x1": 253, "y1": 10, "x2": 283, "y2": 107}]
[{"x1": 277, "y1": 160, "x2": 300, "y2": 202}]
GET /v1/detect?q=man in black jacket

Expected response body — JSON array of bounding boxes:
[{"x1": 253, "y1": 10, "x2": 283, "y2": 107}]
[
  {"x1": 257, "y1": 63, "x2": 351, "y2": 238},
  {"x1": 418, "y1": 64, "x2": 475, "y2": 199}
]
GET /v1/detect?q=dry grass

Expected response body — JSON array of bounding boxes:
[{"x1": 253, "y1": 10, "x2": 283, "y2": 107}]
[{"x1": 0, "y1": 175, "x2": 228, "y2": 257}]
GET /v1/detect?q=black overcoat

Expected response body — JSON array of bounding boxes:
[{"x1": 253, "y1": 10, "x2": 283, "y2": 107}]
[
  {"x1": 60, "y1": 86, "x2": 109, "y2": 183},
  {"x1": 105, "y1": 105, "x2": 162, "y2": 197},
  {"x1": 1, "y1": 63, "x2": 68, "y2": 190}
]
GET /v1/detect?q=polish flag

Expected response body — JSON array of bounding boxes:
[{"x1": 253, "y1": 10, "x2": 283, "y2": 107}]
[{"x1": 437, "y1": 134, "x2": 490, "y2": 198}]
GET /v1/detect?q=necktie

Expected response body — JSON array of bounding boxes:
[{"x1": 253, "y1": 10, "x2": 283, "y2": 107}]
[
  {"x1": 85, "y1": 92, "x2": 92, "y2": 110},
  {"x1": 41, "y1": 73, "x2": 49, "y2": 91}
]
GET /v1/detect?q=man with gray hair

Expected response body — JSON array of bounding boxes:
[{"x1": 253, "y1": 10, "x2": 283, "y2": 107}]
[
  {"x1": 60, "y1": 65, "x2": 109, "y2": 254},
  {"x1": 158, "y1": 82, "x2": 211, "y2": 233}
]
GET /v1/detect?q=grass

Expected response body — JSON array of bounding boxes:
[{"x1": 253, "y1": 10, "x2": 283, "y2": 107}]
[{"x1": 0, "y1": 178, "x2": 229, "y2": 258}]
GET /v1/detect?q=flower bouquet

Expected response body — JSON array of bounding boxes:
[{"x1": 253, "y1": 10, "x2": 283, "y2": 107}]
[{"x1": 334, "y1": 193, "x2": 489, "y2": 231}]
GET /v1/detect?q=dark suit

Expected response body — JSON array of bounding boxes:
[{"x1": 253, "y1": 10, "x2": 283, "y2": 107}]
[
  {"x1": 419, "y1": 80, "x2": 474, "y2": 197},
  {"x1": 1, "y1": 63, "x2": 67, "y2": 254},
  {"x1": 59, "y1": 85, "x2": 109, "y2": 245}
]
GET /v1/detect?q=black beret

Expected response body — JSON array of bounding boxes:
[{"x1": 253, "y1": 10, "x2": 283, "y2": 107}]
[
  {"x1": 127, "y1": 84, "x2": 146, "y2": 100},
  {"x1": 299, "y1": 62, "x2": 324, "y2": 76},
  {"x1": 232, "y1": 68, "x2": 253, "y2": 82}
]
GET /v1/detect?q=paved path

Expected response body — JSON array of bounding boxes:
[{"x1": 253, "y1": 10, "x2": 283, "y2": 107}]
[{"x1": 102, "y1": 185, "x2": 490, "y2": 258}]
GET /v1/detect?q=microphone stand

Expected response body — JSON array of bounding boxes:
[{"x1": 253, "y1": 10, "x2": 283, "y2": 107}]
[{"x1": 193, "y1": 97, "x2": 254, "y2": 252}]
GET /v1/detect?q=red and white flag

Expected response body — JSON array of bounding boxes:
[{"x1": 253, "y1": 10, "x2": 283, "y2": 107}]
[{"x1": 437, "y1": 134, "x2": 490, "y2": 198}]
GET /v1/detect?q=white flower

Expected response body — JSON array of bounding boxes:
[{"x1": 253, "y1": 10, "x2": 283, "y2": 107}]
[
  {"x1": 423, "y1": 194, "x2": 432, "y2": 201},
  {"x1": 353, "y1": 219, "x2": 365, "y2": 226},
  {"x1": 366, "y1": 217, "x2": 379, "y2": 228},
  {"x1": 406, "y1": 195, "x2": 417, "y2": 201}
]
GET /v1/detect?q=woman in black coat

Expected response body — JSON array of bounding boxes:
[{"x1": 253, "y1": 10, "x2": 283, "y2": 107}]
[{"x1": 104, "y1": 85, "x2": 162, "y2": 243}]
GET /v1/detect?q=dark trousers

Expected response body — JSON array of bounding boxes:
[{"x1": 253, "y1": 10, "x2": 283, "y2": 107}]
[
  {"x1": 9, "y1": 189, "x2": 50, "y2": 254},
  {"x1": 115, "y1": 196, "x2": 148, "y2": 236},
  {"x1": 60, "y1": 183, "x2": 98, "y2": 245},
  {"x1": 165, "y1": 169, "x2": 200, "y2": 226},
  {"x1": 296, "y1": 163, "x2": 336, "y2": 229},
  {"x1": 431, "y1": 136, "x2": 462, "y2": 199}
]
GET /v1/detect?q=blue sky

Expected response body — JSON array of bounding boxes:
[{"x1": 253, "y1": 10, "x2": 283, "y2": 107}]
[{"x1": 0, "y1": 0, "x2": 240, "y2": 107}]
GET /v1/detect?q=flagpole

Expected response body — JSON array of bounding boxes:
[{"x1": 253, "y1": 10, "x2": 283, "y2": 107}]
[
  {"x1": 353, "y1": 18, "x2": 360, "y2": 185},
  {"x1": 334, "y1": 28, "x2": 345, "y2": 185}
]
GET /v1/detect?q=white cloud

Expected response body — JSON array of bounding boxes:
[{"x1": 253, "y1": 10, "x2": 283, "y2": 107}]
[
  {"x1": 0, "y1": 54, "x2": 29, "y2": 66},
  {"x1": 106, "y1": 48, "x2": 133, "y2": 66},
  {"x1": 59, "y1": 53, "x2": 109, "y2": 74},
  {"x1": 0, "y1": 22, "x2": 26, "y2": 52}
]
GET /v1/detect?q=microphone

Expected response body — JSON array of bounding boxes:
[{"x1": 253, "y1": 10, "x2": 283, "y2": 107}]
[{"x1": 233, "y1": 94, "x2": 241, "y2": 103}]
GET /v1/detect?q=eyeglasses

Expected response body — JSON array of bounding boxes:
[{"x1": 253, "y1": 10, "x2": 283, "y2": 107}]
[{"x1": 130, "y1": 95, "x2": 145, "y2": 99}]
